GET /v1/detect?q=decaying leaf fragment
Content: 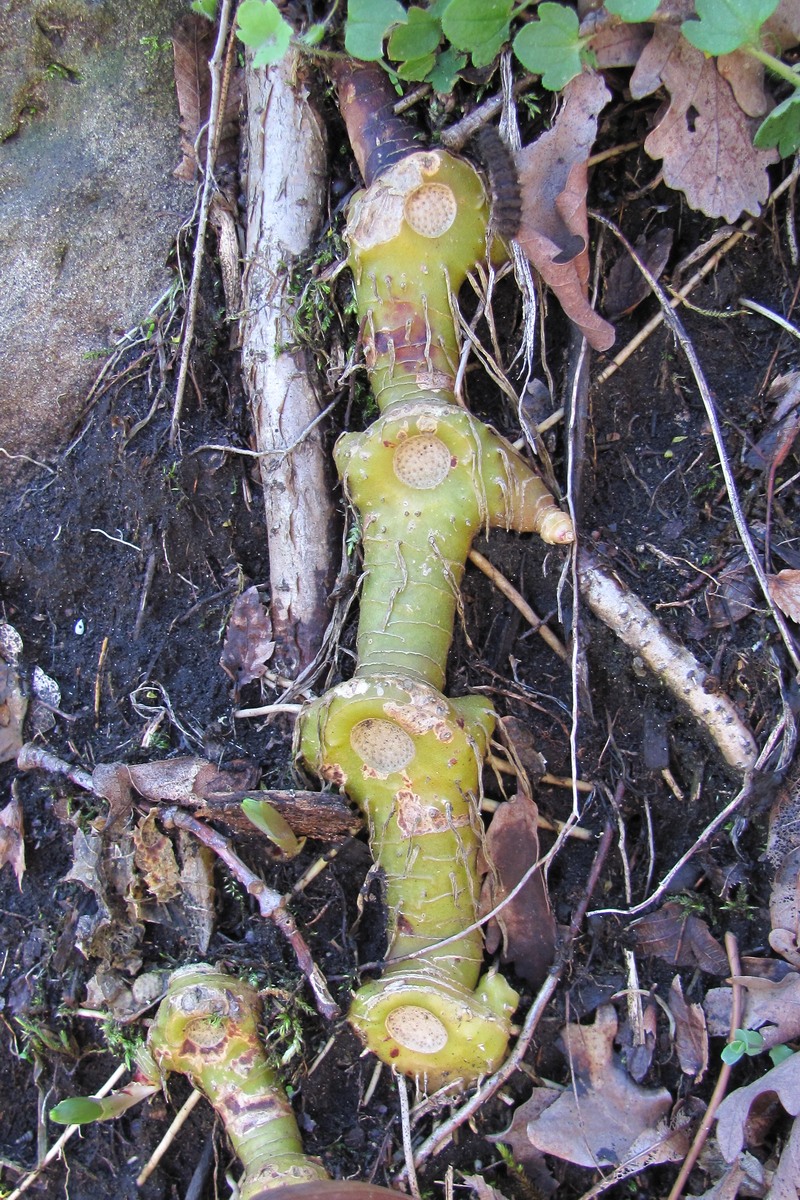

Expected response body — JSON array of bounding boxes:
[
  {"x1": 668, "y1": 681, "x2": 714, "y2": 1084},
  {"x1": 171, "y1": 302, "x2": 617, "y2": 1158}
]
[
  {"x1": 768, "y1": 570, "x2": 800, "y2": 625},
  {"x1": 630, "y1": 25, "x2": 777, "y2": 221},
  {"x1": 220, "y1": 586, "x2": 276, "y2": 692},
  {"x1": 133, "y1": 808, "x2": 182, "y2": 904},
  {"x1": 705, "y1": 972, "x2": 800, "y2": 1051},
  {"x1": 670, "y1": 975, "x2": 708, "y2": 1081},
  {"x1": 715, "y1": 1049, "x2": 800, "y2": 1161},
  {"x1": 631, "y1": 901, "x2": 729, "y2": 975},
  {"x1": 479, "y1": 793, "x2": 555, "y2": 987},
  {"x1": 516, "y1": 72, "x2": 615, "y2": 351},
  {"x1": 523, "y1": 1005, "x2": 673, "y2": 1168},
  {"x1": 0, "y1": 786, "x2": 25, "y2": 887}
]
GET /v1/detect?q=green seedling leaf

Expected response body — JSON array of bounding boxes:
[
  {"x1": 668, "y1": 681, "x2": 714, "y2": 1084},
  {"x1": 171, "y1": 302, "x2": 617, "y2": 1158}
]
[
  {"x1": 721, "y1": 1027, "x2": 765, "y2": 1065},
  {"x1": 513, "y1": 4, "x2": 586, "y2": 91},
  {"x1": 388, "y1": 7, "x2": 442, "y2": 62},
  {"x1": 242, "y1": 797, "x2": 302, "y2": 857},
  {"x1": 300, "y1": 22, "x2": 327, "y2": 47},
  {"x1": 754, "y1": 91, "x2": 800, "y2": 157},
  {"x1": 605, "y1": 0, "x2": 659, "y2": 19},
  {"x1": 346, "y1": 0, "x2": 408, "y2": 61},
  {"x1": 427, "y1": 44, "x2": 467, "y2": 92},
  {"x1": 190, "y1": 0, "x2": 218, "y2": 20},
  {"x1": 681, "y1": 0, "x2": 781, "y2": 57},
  {"x1": 770, "y1": 1044, "x2": 796, "y2": 1067},
  {"x1": 236, "y1": 0, "x2": 292, "y2": 66},
  {"x1": 441, "y1": 0, "x2": 512, "y2": 69},
  {"x1": 51, "y1": 1097, "x2": 105, "y2": 1125},
  {"x1": 397, "y1": 53, "x2": 438, "y2": 80},
  {"x1": 50, "y1": 1081, "x2": 159, "y2": 1126}
]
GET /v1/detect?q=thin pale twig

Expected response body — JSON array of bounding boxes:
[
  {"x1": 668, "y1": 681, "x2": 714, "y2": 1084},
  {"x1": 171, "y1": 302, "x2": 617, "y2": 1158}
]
[
  {"x1": 665, "y1": 933, "x2": 743, "y2": 1200},
  {"x1": 136, "y1": 1089, "x2": 204, "y2": 1186},
  {"x1": 170, "y1": 0, "x2": 233, "y2": 443},
  {"x1": 591, "y1": 210, "x2": 800, "y2": 679},
  {"x1": 469, "y1": 549, "x2": 568, "y2": 660}
]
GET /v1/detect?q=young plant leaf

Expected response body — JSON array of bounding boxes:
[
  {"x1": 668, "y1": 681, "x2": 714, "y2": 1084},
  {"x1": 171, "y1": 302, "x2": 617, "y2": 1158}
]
[
  {"x1": 681, "y1": 0, "x2": 781, "y2": 57},
  {"x1": 605, "y1": 0, "x2": 659, "y2": 19},
  {"x1": 513, "y1": 4, "x2": 587, "y2": 91},
  {"x1": 387, "y1": 6, "x2": 442, "y2": 62},
  {"x1": 190, "y1": 0, "x2": 218, "y2": 20},
  {"x1": 754, "y1": 92, "x2": 800, "y2": 157},
  {"x1": 441, "y1": 0, "x2": 512, "y2": 69},
  {"x1": 51, "y1": 1097, "x2": 105, "y2": 1125},
  {"x1": 427, "y1": 44, "x2": 467, "y2": 92},
  {"x1": 397, "y1": 53, "x2": 438, "y2": 80},
  {"x1": 345, "y1": 0, "x2": 408, "y2": 61},
  {"x1": 236, "y1": 0, "x2": 292, "y2": 67},
  {"x1": 241, "y1": 797, "x2": 302, "y2": 857}
]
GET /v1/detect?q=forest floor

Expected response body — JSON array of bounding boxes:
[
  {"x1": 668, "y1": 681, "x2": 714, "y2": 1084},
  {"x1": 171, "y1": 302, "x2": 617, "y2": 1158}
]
[{"x1": 1, "y1": 39, "x2": 800, "y2": 1200}]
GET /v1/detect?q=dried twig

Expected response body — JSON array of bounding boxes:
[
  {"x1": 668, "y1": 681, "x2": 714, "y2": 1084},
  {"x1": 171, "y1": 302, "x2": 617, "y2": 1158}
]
[
  {"x1": 170, "y1": 0, "x2": 233, "y2": 442},
  {"x1": 591, "y1": 211, "x2": 800, "y2": 680},
  {"x1": 469, "y1": 549, "x2": 568, "y2": 660},
  {"x1": 665, "y1": 933, "x2": 743, "y2": 1200},
  {"x1": 136, "y1": 1088, "x2": 203, "y2": 1186},
  {"x1": 161, "y1": 807, "x2": 338, "y2": 1020},
  {"x1": 578, "y1": 548, "x2": 758, "y2": 773}
]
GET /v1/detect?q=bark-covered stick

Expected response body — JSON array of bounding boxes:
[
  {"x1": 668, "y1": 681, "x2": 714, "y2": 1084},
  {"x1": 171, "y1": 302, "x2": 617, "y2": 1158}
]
[
  {"x1": 578, "y1": 548, "x2": 758, "y2": 773},
  {"x1": 242, "y1": 48, "x2": 336, "y2": 675}
]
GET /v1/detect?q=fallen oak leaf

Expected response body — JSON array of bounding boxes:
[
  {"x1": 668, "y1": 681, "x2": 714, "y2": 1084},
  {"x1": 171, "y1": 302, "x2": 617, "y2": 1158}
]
[
  {"x1": 705, "y1": 971, "x2": 800, "y2": 1050},
  {"x1": 768, "y1": 570, "x2": 800, "y2": 624},
  {"x1": 524, "y1": 1004, "x2": 673, "y2": 1168},
  {"x1": 670, "y1": 975, "x2": 709, "y2": 1081},
  {"x1": 714, "y1": 1049, "x2": 800, "y2": 1161},
  {"x1": 630, "y1": 25, "x2": 777, "y2": 221},
  {"x1": 630, "y1": 900, "x2": 730, "y2": 976},
  {"x1": 516, "y1": 71, "x2": 615, "y2": 351},
  {"x1": 220, "y1": 585, "x2": 276, "y2": 693}
]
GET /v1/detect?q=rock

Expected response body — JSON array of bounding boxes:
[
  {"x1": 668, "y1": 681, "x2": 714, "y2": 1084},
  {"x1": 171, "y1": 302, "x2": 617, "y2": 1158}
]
[{"x1": 0, "y1": 0, "x2": 193, "y2": 476}]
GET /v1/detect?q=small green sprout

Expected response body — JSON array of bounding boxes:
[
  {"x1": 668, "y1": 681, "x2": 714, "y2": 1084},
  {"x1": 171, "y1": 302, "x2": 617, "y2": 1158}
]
[{"x1": 722, "y1": 1027, "x2": 764, "y2": 1066}]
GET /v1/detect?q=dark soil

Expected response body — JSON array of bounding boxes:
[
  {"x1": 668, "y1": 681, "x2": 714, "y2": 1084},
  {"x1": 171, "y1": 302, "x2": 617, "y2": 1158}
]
[{"x1": 1, "y1": 58, "x2": 799, "y2": 1200}]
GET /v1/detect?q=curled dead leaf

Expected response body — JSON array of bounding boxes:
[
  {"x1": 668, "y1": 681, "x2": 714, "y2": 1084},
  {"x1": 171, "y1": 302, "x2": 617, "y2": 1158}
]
[
  {"x1": 516, "y1": 72, "x2": 615, "y2": 351},
  {"x1": 705, "y1": 972, "x2": 800, "y2": 1050},
  {"x1": 220, "y1": 586, "x2": 276, "y2": 693},
  {"x1": 0, "y1": 786, "x2": 25, "y2": 887},
  {"x1": 768, "y1": 570, "x2": 800, "y2": 624},
  {"x1": 669, "y1": 975, "x2": 708, "y2": 1082},
  {"x1": 631, "y1": 900, "x2": 729, "y2": 975},
  {"x1": 715, "y1": 1050, "x2": 800, "y2": 1162},
  {"x1": 479, "y1": 793, "x2": 555, "y2": 987}
]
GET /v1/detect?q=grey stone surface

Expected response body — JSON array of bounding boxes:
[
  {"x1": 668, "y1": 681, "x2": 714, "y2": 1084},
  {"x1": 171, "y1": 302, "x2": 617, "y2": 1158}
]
[{"x1": 0, "y1": 0, "x2": 193, "y2": 475}]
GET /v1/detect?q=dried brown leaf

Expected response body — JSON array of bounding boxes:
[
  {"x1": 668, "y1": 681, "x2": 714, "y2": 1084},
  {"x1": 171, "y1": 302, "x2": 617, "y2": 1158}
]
[
  {"x1": 133, "y1": 809, "x2": 181, "y2": 903},
  {"x1": 0, "y1": 787, "x2": 25, "y2": 887},
  {"x1": 172, "y1": 13, "x2": 214, "y2": 181},
  {"x1": 670, "y1": 975, "x2": 708, "y2": 1081},
  {"x1": 705, "y1": 555, "x2": 759, "y2": 628},
  {"x1": 0, "y1": 660, "x2": 27, "y2": 765},
  {"x1": 584, "y1": 12, "x2": 651, "y2": 69},
  {"x1": 769, "y1": 847, "x2": 800, "y2": 967},
  {"x1": 743, "y1": 372, "x2": 800, "y2": 472},
  {"x1": 220, "y1": 586, "x2": 276, "y2": 692},
  {"x1": 176, "y1": 830, "x2": 215, "y2": 953},
  {"x1": 716, "y1": 51, "x2": 769, "y2": 118},
  {"x1": 705, "y1": 972, "x2": 800, "y2": 1050},
  {"x1": 767, "y1": 771, "x2": 800, "y2": 873},
  {"x1": 516, "y1": 72, "x2": 615, "y2": 351},
  {"x1": 489, "y1": 1091, "x2": 560, "y2": 1196},
  {"x1": 462, "y1": 1176, "x2": 510, "y2": 1200},
  {"x1": 768, "y1": 571, "x2": 800, "y2": 625},
  {"x1": 524, "y1": 1005, "x2": 673, "y2": 1168},
  {"x1": 480, "y1": 793, "x2": 555, "y2": 987},
  {"x1": 604, "y1": 228, "x2": 673, "y2": 320},
  {"x1": 715, "y1": 1050, "x2": 800, "y2": 1161},
  {"x1": 631, "y1": 901, "x2": 729, "y2": 975},
  {"x1": 768, "y1": 1112, "x2": 800, "y2": 1200},
  {"x1": 630, "y1": 26, "x2": 777, "y2": 221}
]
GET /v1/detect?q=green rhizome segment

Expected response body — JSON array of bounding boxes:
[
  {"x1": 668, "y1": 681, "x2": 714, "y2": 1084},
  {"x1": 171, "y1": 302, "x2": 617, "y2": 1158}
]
[
  {"x1": 149, "y1": 966, "x2": 328, "y2": 1197},
  {"x1": 297, "y1": 146, "x2": 574, "y2": 1088}
]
